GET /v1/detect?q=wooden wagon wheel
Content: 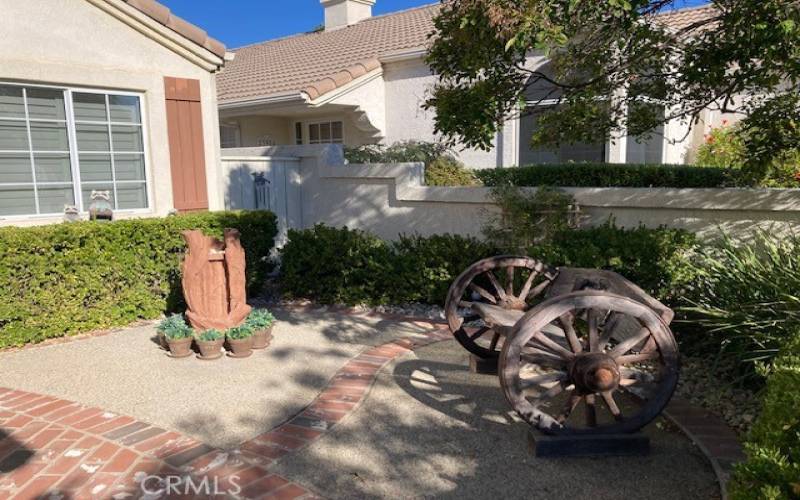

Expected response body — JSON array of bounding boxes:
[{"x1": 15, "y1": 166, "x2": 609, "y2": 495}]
[
  {"x1": 499, "y1": 291, "x2": 679, "y2": 435},
  {"x1": 445, "y1": 256, "x2": 558, "y2": 359}
]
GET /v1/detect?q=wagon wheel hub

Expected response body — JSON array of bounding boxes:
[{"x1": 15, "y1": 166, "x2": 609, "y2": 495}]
[
  {"x1": 569, "y1": 352, "x2": 620, "y2": 394},
  {"x1": 498, "y1": 296, "x2": 528, "y2": 311}
]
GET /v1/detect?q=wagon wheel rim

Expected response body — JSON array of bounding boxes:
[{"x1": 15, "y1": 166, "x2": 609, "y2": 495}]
[
  {"x1": 499, "y1": 291, "x2": 679, "y2": 435},
  {"x1": 444, "y1": 256, "x2": 558, "y2": 359}
]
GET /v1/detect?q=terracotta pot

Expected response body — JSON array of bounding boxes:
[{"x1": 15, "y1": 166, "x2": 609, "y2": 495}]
[
  {"x1": 252, "y1": 325, "x2": 274, "y2": 350},
  {"x1": 227, "y1": 336, "x2": 254, "y2": 358},
  {"x1": 166, "y1": 337, "x2": 193, "y2": 358},
  {"x1": 196, "y1": 338, "x2": 224, "y2": 360}
]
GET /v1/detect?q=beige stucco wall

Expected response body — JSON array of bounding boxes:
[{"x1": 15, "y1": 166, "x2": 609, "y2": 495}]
[
  {"x1": 0, "y1": 0, "x2": 224, "y2": 226},
  {"x1": 233, "y1": 115, "x2": 292, "y2": 147}
]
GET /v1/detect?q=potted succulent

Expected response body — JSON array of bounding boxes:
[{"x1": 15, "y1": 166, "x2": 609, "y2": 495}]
[
  {"x1": 158, "y1": 314, "x2": 193, "y2": 358},
  {"x1": 226, "y1": 324, "x2": 255, "y2": 358},
  {"x1": 245, "y1": 309, "x2": 276, "y2": 350},
  {"x1": 195, "y1": 329, "x2": 224, "y2": 361}
]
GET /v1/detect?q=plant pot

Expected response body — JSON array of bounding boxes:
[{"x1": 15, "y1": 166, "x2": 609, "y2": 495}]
[
  {"x1": 196, "y1": 338, "x2": 224, "y2": 360},
  {"x1": 227, "y1": 337, "x2": 254, "y2": 358},
  {"x1": 252, "y1": 325, "x2": 274, "y2": 350},
  {"x1": 157, "y1": 331, "x2": 168, "y2": 350},
  {"x1": 166, "y1": 337, "x2": 193, "y2": 358}
]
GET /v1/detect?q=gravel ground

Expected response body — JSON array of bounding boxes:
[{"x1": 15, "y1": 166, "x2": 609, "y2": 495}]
[{"x1": 273, "y1": 339, "x2": 720, "y2": 500}]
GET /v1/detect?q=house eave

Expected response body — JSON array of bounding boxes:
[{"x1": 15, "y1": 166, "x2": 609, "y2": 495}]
[{"x1": 218, "y1": 91, "x2": 307, "y2": 110}]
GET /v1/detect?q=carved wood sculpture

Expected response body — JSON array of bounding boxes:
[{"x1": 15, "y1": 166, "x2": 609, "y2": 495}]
[{"x1": 182, "y1": 229, "x2": 252, "y2": 331}]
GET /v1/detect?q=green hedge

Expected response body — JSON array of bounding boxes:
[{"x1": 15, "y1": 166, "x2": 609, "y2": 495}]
[
  {"x1": 475, "y1": 163, "x2": 734, "y2": 188},
  {"x1": 280, "y1": 226, "x2": 496, "y2": 305},
  {"x1": 729, "y1": 335, "x2": 800, "y2": 500},
  {"x1": 0, "y1": 211, "x2": 278, "y2": 348},
  {"x1": 280, "y1": 223, "x2": 695, "y2": 306}
]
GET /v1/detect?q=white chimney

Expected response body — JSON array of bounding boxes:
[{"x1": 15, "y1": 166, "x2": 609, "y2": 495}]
[{"x1": 321, "y1": 0, "x2": 375, "y2": 31}]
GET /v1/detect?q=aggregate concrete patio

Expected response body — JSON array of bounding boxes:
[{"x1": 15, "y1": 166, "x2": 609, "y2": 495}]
[
  {"x1": 0, "y1": 308, "x2": 722, "y2": 499},
  {"x1": 0, "y1": 309, "x2": 436, "y2": 450}
]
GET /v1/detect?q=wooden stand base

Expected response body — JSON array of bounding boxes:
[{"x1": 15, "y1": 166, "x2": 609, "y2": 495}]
[
  {"x1": 469, "y1": 354, "x2": 498, "y2": 375},
  {"x1": 528, "y1": 430, "x2": 650, "y2": 458}
]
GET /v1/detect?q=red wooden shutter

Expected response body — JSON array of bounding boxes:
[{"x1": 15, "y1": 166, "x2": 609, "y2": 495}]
[{"x1": 164, "y1": 77, "x2": 209, "y2": 212}]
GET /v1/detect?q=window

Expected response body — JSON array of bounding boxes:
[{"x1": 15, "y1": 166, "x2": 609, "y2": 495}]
[
  {"x1": 519, "y1": 107, "x2": 605, "y2": 165},
  {"x1": 308, "y1": 121, "x2": 343, "y2": 144},
  {"x1": 220, "y1": 123, "x2": 241, "y2": 149},
  {"x1": 295, "y1": 122, "x2": 303, "y2": 145},
  {"x1": 0, "y1": 83, "x2": 148, "y2": 216}
]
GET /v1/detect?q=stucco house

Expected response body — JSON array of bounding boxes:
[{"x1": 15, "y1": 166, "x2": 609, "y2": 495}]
[
  {"x1": 217, "y1": 0, "x2": 722, "y2": 169},
  {"x1": 0, "y1": 0, "x2": 228, "y2": 226}
]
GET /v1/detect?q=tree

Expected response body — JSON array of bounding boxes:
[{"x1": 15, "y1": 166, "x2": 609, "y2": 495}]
[{"x1": 424, "y1": 0, "x2": 800, "y2": 178}]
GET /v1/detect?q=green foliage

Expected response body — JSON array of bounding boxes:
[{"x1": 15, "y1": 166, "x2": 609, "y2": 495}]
[
  {"x1": 280, "y1": 225, "x2": 394, "y2": 305},
  {"x1": 729, "y1": 335, "x2": 800, "y2": 500},
  {"x1": 388, "y1": 233, "x2": 498, "y2": 304},
  {"x1": 425, "y1": 0, "x2": 800, "y2": 166},
  {"x1": 425, "y1": 156, "x2": 482, "y2": 186},
  {"x1": 280, "y1": 223, "x2": 693, "y2": 306},
  {"x1": 157, "y1": 314, "x2": 192, "y2": 340},
  {"x1": 476, "y1": 163, "x2": 734, "y2": 188},
  {"x1": 245, "y1": 309, "x2": 275, "y2": 330},
  {"x1": 680, "y1": 232, "x2": 800, "y2": 382},
  {"x1": 483, "y1": 186, "x2": 577, "y2": 253},
  {"x1": 196, "y1": 329, "x2": 224, "y2": 342},
  {"x1": 696, "y1": 123, "x2": 748, "y2": 169},
  {"x1": 696, "y1": 122, "x2": 800, "y2": 187},
  {"x1": 344, "y1": 141, "x2": 481, "y2": 186},
  {"x1": 0, "y1": 211, "x2": 278, "y2": 348},
  {"x1": 226, "y1": 324, "x2": 254, "y2": 340},
  {"x1": 530, "y1": 222, "x2": 698, "y2": 302}
]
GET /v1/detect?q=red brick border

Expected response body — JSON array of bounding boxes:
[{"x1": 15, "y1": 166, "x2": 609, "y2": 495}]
[{"x1": 0, "y1": 310, "x2": 740, "y2": 499}]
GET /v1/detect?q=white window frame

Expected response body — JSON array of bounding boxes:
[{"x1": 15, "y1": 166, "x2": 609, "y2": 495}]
[
  {"x1": 305, "y1": 119, "x2": 344, "y2": 145},
  {"x1": 220, "y1": 122, "x2": 241, "y2": 149},
  {"x1": 0, "y1": 81, "x2": 152, "y2": 220}
]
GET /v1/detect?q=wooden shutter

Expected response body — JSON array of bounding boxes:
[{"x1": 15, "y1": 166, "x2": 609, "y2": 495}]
[{"x1": 164, "y1": 77, "x2": 209, "y2": 212}]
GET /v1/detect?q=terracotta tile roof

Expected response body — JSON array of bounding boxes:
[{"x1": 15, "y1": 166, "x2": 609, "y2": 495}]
[
  {"x1": 217, "y1": 3, "x2": 715, "y2": 104},
  {"x1": 217, "y1": 3, "x2": 440, "y2": 103},
  {"x1": 121, "y1": 0, "x2": 226, "y2": 58},
  {"x1": 654, "y1": 4, "x2": 718, "y2": 33}
]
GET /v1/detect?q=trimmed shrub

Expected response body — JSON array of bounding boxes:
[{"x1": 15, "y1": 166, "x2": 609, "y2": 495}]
[
  {"x1": 729, "y1": 334, "x2": 800, "y2": 500},
  {"x1": 425, "y1": 156, "x2": 482, "y2": 186},
  {"x1": 279, "y1": 223, "x2": 694, "y2": 307},
  {"x1": 0, "y1": 211, "x2": 278, "y2": 348},
  {"x1": 530, "y1": 222, "x2": 697, "y2": 303},
  {"x1": 476, "y1": 163, "x2": 734, "y2": 188}
]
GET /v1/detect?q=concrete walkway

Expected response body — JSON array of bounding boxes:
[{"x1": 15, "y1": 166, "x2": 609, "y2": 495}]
[{"x1": 0, "y1": 309, "x2": 724, "y2": 499}]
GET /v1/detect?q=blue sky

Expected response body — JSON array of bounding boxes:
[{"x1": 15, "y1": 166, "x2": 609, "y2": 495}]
[{"x1": 160, "y1": 0, "x2": 711, "y2": 50}]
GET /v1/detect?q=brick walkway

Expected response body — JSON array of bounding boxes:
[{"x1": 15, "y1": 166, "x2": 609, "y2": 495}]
[{"x1": 0, "y1": 322, "x2": 451, "y2": 499}]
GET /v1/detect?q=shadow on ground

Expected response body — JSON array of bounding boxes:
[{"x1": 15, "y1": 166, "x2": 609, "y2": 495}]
[{"x1": 270, "y1": 340, "x2": 720, "y2": 500}]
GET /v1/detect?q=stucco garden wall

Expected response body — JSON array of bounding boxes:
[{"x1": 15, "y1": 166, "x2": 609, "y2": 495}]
[
  {"x1": 0, "y1": 0, "x2": 224, "y2": 226},
  {"x1": 222, "y1": 146, "x2": 800, "y2": 242}
]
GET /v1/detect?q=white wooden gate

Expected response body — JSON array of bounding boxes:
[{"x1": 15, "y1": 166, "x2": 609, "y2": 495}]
[{"x1": 221, "y1": 155, "x2": 302, "y2": 247}]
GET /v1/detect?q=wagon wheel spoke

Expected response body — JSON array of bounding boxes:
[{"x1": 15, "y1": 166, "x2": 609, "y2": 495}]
[
  {"x1": 556, "y1": 391, "x2": 582, "y2": 424},
  {"x1": 484, "y1": 272, "x2": 507, "y2": 301},
  {"x1": 601, "y1": 391, "x2": 624, "y2": 421},
  {"x1": 488, "y1": 332, "x2": 501, "y2": 351},
  {"x1": 558, "y1": 314, "x2": 583, "y2": 354},
  {"x1": 526, "y1": 279, "x2": 552, "y2": 301},
  {"x1": 505, "y1": 266, "x2": 515, "y2": 297},
  {"x1": 530, "y1": 332, "x2": 575, "y2": 360},
  {"x1": 521, "y1": 350, "x2": 569, "y2": 369},
  {"x1": 585, "y1": 394, "x2": 598, "y2": 427},
  {"x1": 518, "y1": 270, "x2": 539, "y2": 300},
  {"x1": 469, "y1": 326, "x2": 492, "y2": 340},
  {"x1": 608, "y1": 327, "x2": 652, "y2": 359},
  {"x1": 468, "y1": 283, "x2": 497, "y2": 304},
  {"x1": 587, "y1": 309, "x2": 600, "y2": 352}
]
